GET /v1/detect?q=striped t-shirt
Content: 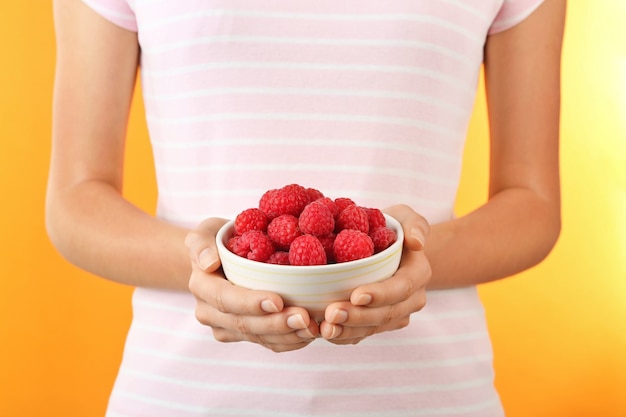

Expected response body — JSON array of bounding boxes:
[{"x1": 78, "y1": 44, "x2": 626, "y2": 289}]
[{"x1": 81, "y1": 1, "x2": 543, "y2": 416}]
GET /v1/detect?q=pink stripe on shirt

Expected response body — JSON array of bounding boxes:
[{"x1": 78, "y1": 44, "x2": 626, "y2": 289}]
[{"x1": 78, "y1": 1, "x2": 545, "y2": 416}]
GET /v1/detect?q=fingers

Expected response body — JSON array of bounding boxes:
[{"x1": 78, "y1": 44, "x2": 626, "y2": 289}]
[
  {"x1": 349, "y1": 250, "x2": 431, "y2": 309},
  {"x1": 324, "y1": 284, "x2": 425, "y2": 330},
  {"x1": 186, "y1": 217, "x2": 284, "y2": 315},
  {"x1": 213, "y1": 326, "x2": 317, "y2": 352},
  {"x1": 383, "y1": 204, "x2": 430, "y2": 251},
  {"x1": 319, "y1": 292, "x2": 421, "y2": 344},
  {"x1": 211, "y1": 307, "x2": 318, "y2": 340},
  {"x1": 184, "y1": 217, "x2": 228, "y2": 271},
  {"x1": 205, "y1": 304, "x2": 319, "y2": 353},
  {"x1": 189, "y1": 266, "x2": 285, "y2": 316},
  {"x1": 185, "y1": 209, "x2": 431, "y2": 350},
  {"x1": 320, "y1": 315, "x2": 410, "y2": 345},
  {"x1": 189, "y1": 267, "x2": 318, "y2": 352},
  {"x1": 186, "y1": 217, "x2": 320, "y2": 352},
  {"x1": 320, "y1": 247, "x2": 431, "y2": 345}
]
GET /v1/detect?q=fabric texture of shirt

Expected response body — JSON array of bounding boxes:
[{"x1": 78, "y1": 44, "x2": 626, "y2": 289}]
[{"x1": 80, "y1": 1, "x2": 543, "y2": 416}]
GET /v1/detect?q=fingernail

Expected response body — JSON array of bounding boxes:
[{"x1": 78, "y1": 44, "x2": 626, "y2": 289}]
[
  {"x1": 410, "y1": 228, "x2": 425, "y2": 250},
  {"x1": 198, "y1": 248, "x2": 217, "y2": 270},
  {"x1": 329, "y1": 309, "x2": 348, "y2": 324},
  {"x1": 328, "y1": 324, "x2": 342, "y2": 339},
  {"x1": 261, "y1": 299, "x2": 280, "y2": 313},
  {"x1": 287, "y1": 314, "x2": 307, "y2": 330},
  {"x1": 354, "y1": 294, "x2": 372, "y2": 306},
  {"x1": 296, "y1": 328, "x2": 315, "y2": 339}
]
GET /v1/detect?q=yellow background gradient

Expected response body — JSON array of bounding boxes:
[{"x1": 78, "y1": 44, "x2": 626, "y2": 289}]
[{"x1": 1, "y1": 1, "x2": 624, "y2": 416}]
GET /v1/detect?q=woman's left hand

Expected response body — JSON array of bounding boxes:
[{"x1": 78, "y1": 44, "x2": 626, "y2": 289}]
[{"x1": 320, "y1": 204, "x2": 431, "y2": 344}]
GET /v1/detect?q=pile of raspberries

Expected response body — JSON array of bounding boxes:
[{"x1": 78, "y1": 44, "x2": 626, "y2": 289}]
[{"x1": 226, "y1": 184, "x2": 397, "y2": 266}]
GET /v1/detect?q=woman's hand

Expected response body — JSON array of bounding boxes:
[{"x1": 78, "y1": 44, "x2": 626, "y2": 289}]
[
  {"x1": 185, "y1": 217, "x2": 319, "y2": 353},
  {"x1": 320, "y1": 204, "x2": 431, "y2": 345}
]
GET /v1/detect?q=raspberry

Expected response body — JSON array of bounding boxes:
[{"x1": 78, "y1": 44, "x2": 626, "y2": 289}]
[
  {"x1": 259, "y1": 184, "x2": 309, "y2": 219},
  {"x1": 315, "y1": 197, "x2": 339, "y2": 219},
  {"x1": 259, "y1": 188, "x2": 277, "y2": 214},
  {"x1": 232, "y1": 230, "x2": 275, "y2": 262},
  {"x1": 336, "y1": 205, "x2": 370, "y2": 234},
  {"x1": 234, "y1": 208, "x2": 269, "y2": 235},
  {"x1": 289, "y1": 235, "x2": 327, "y2": 266},
  {"x1": 305, "y1": 187, "x2": 324, "y2": 202},
  {"x1": 317, "y1": 233, "x2": 336, "y2": 263},
  {"x1": 364, "y1": 207, "x2": 386, "y2": 230},
  {"x1": 299, "y1": 201, "x2": 335, "y2": 237},
  {"x1": 370, "y1": 227, "x2": 397, "y2": 253},
  {"x1": 334, "y1": 197, "x2": 356, "y2": 213},
  {"x1": 266, "y1": 251, "x2": 290, "y2": 265},
  {"x1": 267, "y1": 214, "x2": 301, "y2": 250},
  {"x1": 333, "y1": 229, "x2": 374, "y2": 263},
  {"x1": 226, "y1": 236, "x2": 240, "y2": 252},
  {"x1": 227, "y1": 184, "x2": 392, "y2": 266}
]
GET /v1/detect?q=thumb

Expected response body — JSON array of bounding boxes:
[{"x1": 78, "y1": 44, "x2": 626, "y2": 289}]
[
  {"x1": 196, "y1": 247, "x2": 221, "y2": 271},
  {"x1": 383, "y1": 204, "x2": 429, "y2": 252},
  {"x1": 185, "y1": 217, "x2": 228, "y2": 272}
]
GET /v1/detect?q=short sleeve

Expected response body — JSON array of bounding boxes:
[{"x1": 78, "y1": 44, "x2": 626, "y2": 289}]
[
  {"x1": 81, "y1": 0, "x2": 137, "y2": 32},
  {"x1": 489, "y1": 0, "x2": 544, "y2": 34}
]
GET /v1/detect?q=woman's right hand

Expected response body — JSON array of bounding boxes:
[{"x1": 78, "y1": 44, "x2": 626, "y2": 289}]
[{"x1": 185, "y1": 218, "x2": 319, "y2": 353}]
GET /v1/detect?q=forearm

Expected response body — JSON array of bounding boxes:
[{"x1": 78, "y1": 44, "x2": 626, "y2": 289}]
[
  {"x1": 425, "y1": 0, "x2": 566, "y2": 289},
  {"x1": 48, "y1": 1, "x2": 188, "y2": 289},
  {"x1": 425, "y1": 187, "x2": 560, "y2": 289},
  {"x1": 46, "y1": 180, "x2": 191, "y2": 290}
]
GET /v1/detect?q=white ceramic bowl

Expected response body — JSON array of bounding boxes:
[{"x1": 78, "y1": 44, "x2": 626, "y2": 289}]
[{"x1": 215, "y1": 214, "x2": 404, "y2": 322}]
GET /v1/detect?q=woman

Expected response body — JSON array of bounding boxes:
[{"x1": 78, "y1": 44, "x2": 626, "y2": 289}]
[{"x1": 47, "y1": 0, "x2": 564, "y2": 415}]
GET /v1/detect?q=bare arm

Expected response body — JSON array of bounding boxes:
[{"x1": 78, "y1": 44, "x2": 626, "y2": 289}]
[
  {"x1": 322, "y1": 0, "x2": 565, "y2": 342},
  {"x1": 46, "y1": 0, "x2": 190, "y2": 289},
  {"x1": 425, "y1": 0, "x2": 565, "y2": 288},
  {"x1": 47, "y1": 0, "x2": 316, "y2": 351}
]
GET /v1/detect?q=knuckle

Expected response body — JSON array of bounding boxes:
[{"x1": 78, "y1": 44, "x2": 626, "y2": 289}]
[
  {"x1": 382, "y1": 306, "x2": 395, "y2": 326},
  {"x1": 418, "y1": 293, "x2": 427, "y2": 310},
  {"x1": 234, "y1": 315, "x2": 250, "y2": 335},
  {"x1": 188, "y1": 273, "x2": 203, "y2": 296},
  {"x1": 214, "y1": 289, "x2": 227, "y2": 313},
  {"x1": 397, "y1": 315, "x2": 411, "y2": 329},
  {"x1": 423, "y1": 260, "x2": 433, "y2": 281},
  {"x1": 413, "y1": 291, "x2": 427, "y2": 312},
  {"x1": 194, "y1": 306, "x2": 212, "y2": 326},
  {"x1": 187, "y1": 276, "x2": 198, "y2": 294},
  {"x1": 212, "y1": 328, "x2": 233, "y2": 343}
]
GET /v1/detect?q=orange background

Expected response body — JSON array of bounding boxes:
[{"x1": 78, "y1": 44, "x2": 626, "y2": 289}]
[{"x1": 1, "y1": 1, "x2": 625, "y2": 416}]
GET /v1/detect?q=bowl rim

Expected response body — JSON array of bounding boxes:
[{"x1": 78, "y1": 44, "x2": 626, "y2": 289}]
[{"x1": 215, "y1": 213, "x2": 404, "y2": 272}]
